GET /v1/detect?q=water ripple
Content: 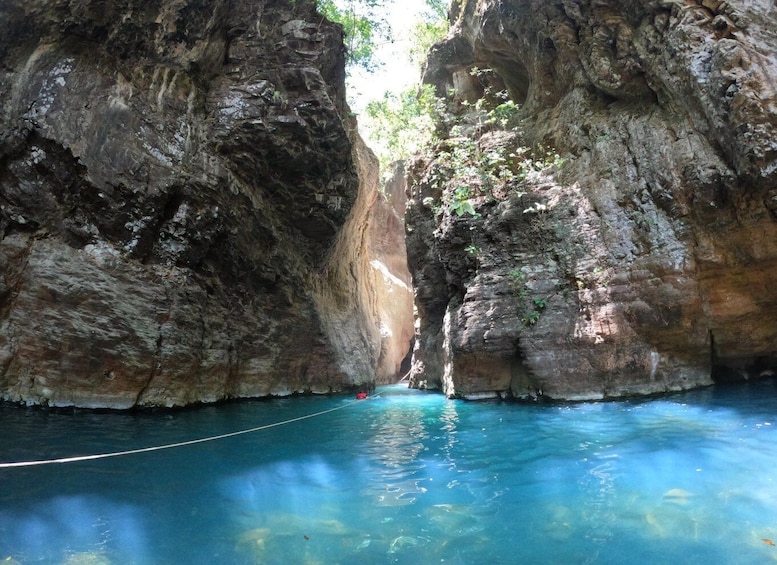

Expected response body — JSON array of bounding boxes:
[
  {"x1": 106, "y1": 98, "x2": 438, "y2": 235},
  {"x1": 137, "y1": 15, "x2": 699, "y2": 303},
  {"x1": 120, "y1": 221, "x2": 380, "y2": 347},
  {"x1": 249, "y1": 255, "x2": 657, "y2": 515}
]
[{"x1": 2, "y1": 383, "x2": 777, "y2": 564}]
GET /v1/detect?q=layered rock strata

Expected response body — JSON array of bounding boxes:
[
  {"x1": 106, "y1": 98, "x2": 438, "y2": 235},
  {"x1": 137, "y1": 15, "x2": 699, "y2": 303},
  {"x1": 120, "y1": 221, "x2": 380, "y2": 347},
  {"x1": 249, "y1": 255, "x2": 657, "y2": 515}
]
[
  {"x1": 0, "y1": 0, "x2": 412, "y2": 407},
  {"x1": 407, "y1": 0, "x2": 777, "y2": 400}
]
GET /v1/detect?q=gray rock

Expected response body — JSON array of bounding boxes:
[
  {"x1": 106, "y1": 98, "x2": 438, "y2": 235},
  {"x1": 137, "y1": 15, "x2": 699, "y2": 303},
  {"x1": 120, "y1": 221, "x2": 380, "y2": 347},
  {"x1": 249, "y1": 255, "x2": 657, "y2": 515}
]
[
  {"x1": 0, "y1": 0, "x2": 412, "y2": 407},
  {"x1": 407, "y1": 0, "x2": 777, "y2": 400}
]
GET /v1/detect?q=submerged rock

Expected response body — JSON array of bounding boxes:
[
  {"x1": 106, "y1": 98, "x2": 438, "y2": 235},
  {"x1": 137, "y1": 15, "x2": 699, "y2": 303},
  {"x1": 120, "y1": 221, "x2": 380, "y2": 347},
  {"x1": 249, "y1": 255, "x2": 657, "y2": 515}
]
[
  {"x1": 0, "y1": 0, "x2": 412, "y2": 407},
  {"x1": 407, "y1": 0, "x2": 777, "y2": 400}
]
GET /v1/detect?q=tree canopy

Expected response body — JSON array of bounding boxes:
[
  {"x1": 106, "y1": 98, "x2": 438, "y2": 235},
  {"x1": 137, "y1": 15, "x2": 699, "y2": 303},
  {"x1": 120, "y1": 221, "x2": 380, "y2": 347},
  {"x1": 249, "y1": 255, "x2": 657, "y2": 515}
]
[
  {"x1": 359, "y1": 0, "x2": 450, "y2": 169},
  {"x1": 315, "y1": 0, "x2": 390, "y2": 72},
  {"x1": 313, "y1": 0, "x2": 449, "y2": 72}
]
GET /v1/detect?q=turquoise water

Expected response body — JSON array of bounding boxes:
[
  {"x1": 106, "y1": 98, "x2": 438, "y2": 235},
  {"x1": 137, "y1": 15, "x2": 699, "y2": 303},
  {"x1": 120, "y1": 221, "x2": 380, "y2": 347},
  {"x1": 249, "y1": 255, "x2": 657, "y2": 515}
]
[{"x1": 2, "y1": 382, "x2": 777, "y2": 564}]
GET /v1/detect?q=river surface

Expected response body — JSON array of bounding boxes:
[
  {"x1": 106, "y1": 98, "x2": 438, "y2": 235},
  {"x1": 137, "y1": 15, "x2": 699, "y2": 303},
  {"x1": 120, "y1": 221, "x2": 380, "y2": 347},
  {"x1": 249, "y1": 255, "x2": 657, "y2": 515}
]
[{"x1": 1, "y1": 382, "x2": 777, "y2": 564}]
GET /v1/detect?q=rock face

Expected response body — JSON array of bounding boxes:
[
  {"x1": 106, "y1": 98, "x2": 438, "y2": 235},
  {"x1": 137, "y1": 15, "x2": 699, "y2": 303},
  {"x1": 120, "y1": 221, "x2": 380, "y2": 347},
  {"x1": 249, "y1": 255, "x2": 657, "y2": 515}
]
[
  {"x1": 370, "y1": 162, "x2": 415, "y2": 383},
  {"x1": 0, "y1": 0, "x2": 412, "y2": 407},
  {"x1": 407, "y1": 0, "x2": 777, "y2": 400}
]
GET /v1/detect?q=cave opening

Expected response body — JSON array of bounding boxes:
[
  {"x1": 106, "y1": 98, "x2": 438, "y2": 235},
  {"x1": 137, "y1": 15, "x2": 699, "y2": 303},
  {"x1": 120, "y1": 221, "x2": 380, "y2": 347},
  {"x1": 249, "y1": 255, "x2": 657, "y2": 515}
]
[
  {"x1": 711, "y1": 358, "x2": 777, "y2": 385},
  {"x1": 709, "y1": 331, "x2": 777, "y2": 385}
]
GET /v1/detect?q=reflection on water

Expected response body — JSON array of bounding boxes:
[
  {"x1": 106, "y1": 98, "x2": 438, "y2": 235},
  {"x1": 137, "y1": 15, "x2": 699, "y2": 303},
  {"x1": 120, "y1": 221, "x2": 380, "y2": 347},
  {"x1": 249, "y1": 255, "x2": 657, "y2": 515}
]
[
  {"x1": 439, "y1": 401, "x2": 460, "y2": 468},
  {"x1": 2, "y1": 382, "x2": 777, "y2": 563},
  {"x1": 364, "y1": 399, "x2": 429, "y2": 507}
]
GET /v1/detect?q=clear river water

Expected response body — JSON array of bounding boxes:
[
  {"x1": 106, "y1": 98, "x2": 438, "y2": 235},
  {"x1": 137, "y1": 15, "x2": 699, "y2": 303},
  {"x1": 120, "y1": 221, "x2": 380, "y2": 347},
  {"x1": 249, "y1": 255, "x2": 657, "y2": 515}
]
[{"x1": 2, "y1": 381, "x2": 777, "y2": 564}]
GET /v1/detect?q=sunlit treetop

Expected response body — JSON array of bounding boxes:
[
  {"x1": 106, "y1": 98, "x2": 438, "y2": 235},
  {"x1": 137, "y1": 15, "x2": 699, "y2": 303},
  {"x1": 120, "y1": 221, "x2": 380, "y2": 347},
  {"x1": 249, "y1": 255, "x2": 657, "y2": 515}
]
[{"x1": 305, "y1": 0, "x2": 450, "y2": 73}]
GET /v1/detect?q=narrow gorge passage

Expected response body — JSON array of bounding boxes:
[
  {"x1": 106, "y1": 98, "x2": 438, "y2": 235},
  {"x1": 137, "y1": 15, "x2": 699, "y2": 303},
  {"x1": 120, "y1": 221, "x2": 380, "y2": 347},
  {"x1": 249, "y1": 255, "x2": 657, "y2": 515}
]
[
  {"x1": 2, "y1": 1, "x2": 777, "y2": 564},
  {"x1": 1, "y1": 0, "x2": 776, "y2": 409}
]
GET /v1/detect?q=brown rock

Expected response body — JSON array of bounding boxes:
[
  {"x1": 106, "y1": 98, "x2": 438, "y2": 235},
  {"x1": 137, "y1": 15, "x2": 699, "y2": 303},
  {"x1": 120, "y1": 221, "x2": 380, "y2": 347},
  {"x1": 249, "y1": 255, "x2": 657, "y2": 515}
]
[
  {"x1": 407, "y1": 0, "x2": 777, "y2": 400},
  {"x1": 0, "y1": 0, "x2": 412, "y2": 407}
]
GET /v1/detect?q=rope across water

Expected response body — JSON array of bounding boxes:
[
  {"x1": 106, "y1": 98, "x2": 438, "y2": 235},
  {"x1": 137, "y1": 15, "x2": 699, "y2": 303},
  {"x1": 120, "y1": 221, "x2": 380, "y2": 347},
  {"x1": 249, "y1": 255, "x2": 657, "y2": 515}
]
[{"x1": 0, "y1": 394, "x2": 375, "y2": 469}]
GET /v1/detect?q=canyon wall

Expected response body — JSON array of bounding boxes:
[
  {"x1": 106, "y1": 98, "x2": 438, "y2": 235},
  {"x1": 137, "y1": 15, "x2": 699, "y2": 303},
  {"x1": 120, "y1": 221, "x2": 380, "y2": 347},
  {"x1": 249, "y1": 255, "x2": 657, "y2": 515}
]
[
  {"x1": 407, "y1": 0, "x2": 777, "y2": 400},
  {"x1": 0, "y1": 0, "x2": 413, "y2": 408}
]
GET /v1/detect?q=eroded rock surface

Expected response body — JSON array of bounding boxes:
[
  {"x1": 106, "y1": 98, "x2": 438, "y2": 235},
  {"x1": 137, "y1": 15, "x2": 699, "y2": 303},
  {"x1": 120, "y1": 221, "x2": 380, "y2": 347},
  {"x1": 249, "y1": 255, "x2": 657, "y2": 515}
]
[
  {"x1": 370, "y1": 162, "x2": 415, "y2": 383},
  {"x1": 407, "y1": 0, "x2": 777, "y2": 400},
  {"x1": 0, "y1": 0, "x2": 412, "y2": 407}
]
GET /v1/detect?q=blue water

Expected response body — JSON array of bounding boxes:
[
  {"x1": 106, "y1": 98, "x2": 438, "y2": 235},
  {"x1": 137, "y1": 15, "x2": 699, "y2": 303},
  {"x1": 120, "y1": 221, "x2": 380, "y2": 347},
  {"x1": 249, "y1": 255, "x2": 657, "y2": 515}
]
[{"x1": 2, "y1": 382, "x2": 777, "y2": 564}]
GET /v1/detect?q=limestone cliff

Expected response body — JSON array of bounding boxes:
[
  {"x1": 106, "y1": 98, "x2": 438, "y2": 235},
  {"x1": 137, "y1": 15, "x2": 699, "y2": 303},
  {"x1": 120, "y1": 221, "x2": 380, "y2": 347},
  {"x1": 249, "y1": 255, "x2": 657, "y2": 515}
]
[
  {"x1": 0, "y1": 0, "x2": 413, "y2": 407},
  {"x1": 407, "y1": 0, "x2": 777, "y2": 400}
]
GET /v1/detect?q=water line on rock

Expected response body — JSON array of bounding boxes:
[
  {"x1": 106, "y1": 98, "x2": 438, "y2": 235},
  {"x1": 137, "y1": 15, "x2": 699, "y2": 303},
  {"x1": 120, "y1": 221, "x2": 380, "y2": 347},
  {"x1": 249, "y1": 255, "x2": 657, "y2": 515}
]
[{"x1": 0, "y1": 394, "x2": 380, "y2": 469}]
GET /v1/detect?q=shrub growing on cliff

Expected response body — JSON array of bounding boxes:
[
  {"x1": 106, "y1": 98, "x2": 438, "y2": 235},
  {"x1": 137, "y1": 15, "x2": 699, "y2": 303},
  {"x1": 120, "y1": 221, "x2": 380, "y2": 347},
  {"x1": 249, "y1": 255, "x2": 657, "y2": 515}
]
[
  {"x1": 447, "y1": 186, "x2": 479, "y2": 217},
  {"x1": 430, "y1": 137, "x2": 522, "y2": 199},
  {"x1": 488, "y1": 99, "x2": 521, "y2": 129},
  {"x1": 417, "y1": 132, "x2": 563, "y2": 221},
  {"x1": 508, "y1": 269, "x2": 548, "y2": 326}
]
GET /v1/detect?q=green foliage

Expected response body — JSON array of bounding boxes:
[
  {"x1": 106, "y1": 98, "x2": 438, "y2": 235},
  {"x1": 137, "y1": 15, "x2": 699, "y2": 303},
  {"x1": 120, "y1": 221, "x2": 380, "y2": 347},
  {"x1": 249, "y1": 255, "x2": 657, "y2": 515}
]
[
  {"x1": 451, "y1": 200, "x2": 477, "y2": 217},
  {"x1": 271, "y1": 90, "x2": 289, "y2": 110},
  {"x1": 524, "y1": 309, "x2": 542, "y2": 326},
  {"x1": 358, "y1": 0, "x2": 449, "y2": 166},
  {"x1": 460, "y1": 68, "x2": 524, "y2": 129},
  {"x1": 487, "y1": 99, "x2": 521, "y2": 129},
  {"x1": 298, "y1": 0, "x2": 390, "y2": 72},
  {"x1": 409, "y1": 106, "x2": 563, "y2": 220},
  {"x1": 428, "y1": 136, "x2": 528, "y2": 206},
  {"x1": 364, "y1": 84, "x2": 443, "y2": 170},
  {"x1": 409, "y1": 2, "x2": 450, "y2": 70},
  {"x1": 508, "y1": 269, "x2": 528, "y2": 298},
  {"x1": 447, "y1": 186, "x2": 480, "y2": 217},
  {"x1": 364, "y1": 52, "x2": 563, "y2": 224},
  {"x1": 409, "y1": 20, "x2": 449, "y2": 70},
  {"x1": 508, "y1": 269, "x2": 547, "y2": 327}
]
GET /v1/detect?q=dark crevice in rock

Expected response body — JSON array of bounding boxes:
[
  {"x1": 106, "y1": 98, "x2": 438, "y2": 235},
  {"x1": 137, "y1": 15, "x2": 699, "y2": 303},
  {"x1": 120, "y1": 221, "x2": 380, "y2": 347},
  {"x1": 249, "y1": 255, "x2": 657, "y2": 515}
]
[
  {"x1": 712, "y1": 357, "x2": 777, "y2": 385},
  {"x1": 133, "y1": 188, "x2": 186, "y2": 264}
]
